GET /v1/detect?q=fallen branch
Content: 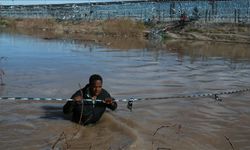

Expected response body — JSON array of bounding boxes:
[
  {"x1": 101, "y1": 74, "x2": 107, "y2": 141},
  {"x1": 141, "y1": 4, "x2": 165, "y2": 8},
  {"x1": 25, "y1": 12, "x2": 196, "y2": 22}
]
[
  {"x1": 157, "y1": 148, "x2": 171, "y2": 150},
  {"x1": 224, "y1": 136, "x2": 235, "y2": 150},
  {"x1": 51, "y1": 131, "x2": 66, "y2": 149},
  {"x1": 152, "y1": 124, "x2": 178, "y2": 150},
  {"x1": 62, "y1": 131, "x2": 70, "y2": 149},
  {"x1": 153, "y1": 125, "x2": 171, "y2": 136}
]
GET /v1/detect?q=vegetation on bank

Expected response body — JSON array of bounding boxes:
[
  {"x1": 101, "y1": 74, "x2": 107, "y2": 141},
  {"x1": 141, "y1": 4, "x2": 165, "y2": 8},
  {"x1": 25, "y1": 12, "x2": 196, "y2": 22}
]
[
  {"x1": 1, "y1": 17, "x2": 250, "y2": 44},
  {"x1": 0, "y1": 17, "x2": 12, "y2": 27},
  {"x1": 102, "y1": 19, "x2": 145, "y2": 37},
  {"x1": 0, "y1": 17, "x2": 147, "y2": 38}
]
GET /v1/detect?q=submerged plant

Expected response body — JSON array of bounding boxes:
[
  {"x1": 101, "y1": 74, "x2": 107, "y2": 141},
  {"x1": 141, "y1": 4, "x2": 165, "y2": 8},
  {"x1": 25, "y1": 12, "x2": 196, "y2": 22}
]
[
  {"x1": 0, "y1": 57, "x2": 7, "y2": 86},
  {"x1": 0, "y1": 69, "x2": 4, "y2": 86}
]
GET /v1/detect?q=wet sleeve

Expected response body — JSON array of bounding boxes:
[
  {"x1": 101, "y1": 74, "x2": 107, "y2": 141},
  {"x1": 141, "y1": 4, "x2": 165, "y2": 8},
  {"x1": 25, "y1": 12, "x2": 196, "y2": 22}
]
[
  {"x1": 105, "y1": 92, "x2": 117, "y2": 111},
  {"x1": 63, "y1": 87, "x2": 86, "y2": 114},
  {"x1": 63, "y1": 89, "x2": 81, "y2": 114},
  {"x1": 63, "y1": 101, "x2": 75, "y2": 114},
  {"x1": 71, "y1": 89, "x2": 82, "y2": 99},
  {"x1": 104, "y1": 90, "x2": 117, "y2": 111}
]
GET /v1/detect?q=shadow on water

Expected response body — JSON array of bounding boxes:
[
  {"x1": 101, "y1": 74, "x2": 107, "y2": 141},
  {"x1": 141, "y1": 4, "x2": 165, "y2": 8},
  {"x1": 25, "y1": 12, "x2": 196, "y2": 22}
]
[
  {"x1": 40, "y1": 105, "x2": 71, "y2": 120},
  {"x1": 0, "y1": 86, "x2": 4, "y2": 96}
]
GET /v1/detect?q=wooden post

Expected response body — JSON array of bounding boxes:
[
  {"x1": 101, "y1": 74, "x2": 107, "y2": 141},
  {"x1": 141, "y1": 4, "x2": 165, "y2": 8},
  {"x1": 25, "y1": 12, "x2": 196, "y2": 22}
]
[
  {"x1": 234, "y1": 8, "x2": 237, "y2": 23},
  {"x1": 205, "y1": 9, "x2": 208, "y2": 22},
  {"x1": 247, "y1": 0, "x2": 249, "y2": 22},
  {"x1": 162, "y1": 9, "x2": 164, "y2": 22},
  {"x1": 170, "y1": 2, "x2": 175, "y2": 21},
  {"x1": 141, "y1": 9, "x2": 143, "y2": 21},
  {"x1": 248, "y1": 0, "x2": 250, "y2": 22},
  {"x1": 208, "y1": 10, "x2": 211, "y2": 21},
  {"x1": 238, "y1": 9, "x2": 240, "y2": 23},
  {"x1": 158, "y1": 9, "x2": 161, "y2": 22},
  {"x1": 211, "y1": 0, "x2": 215, "y2": 15}
]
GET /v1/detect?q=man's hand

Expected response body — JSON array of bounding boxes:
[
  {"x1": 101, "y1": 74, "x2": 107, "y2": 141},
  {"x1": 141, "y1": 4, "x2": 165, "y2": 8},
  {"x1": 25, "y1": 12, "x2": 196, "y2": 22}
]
[
  {"x1": 73, "y1": 95, "x2": 83, "y2": 103},
  {"x1": 103, "y1": 98, "x2": 113, "y2": 105},
  {"x1": 104, "y1": 98, "x2": 117, "y2": 110}
]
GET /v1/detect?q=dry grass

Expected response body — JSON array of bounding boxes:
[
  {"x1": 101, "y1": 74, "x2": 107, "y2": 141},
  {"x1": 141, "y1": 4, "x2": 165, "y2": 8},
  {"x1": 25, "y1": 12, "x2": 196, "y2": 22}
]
[
  {"x1": 2, "y1": 18, "x2": 146, "y2": 39},
  {"x1": 0, "y1": 17, "x2": 15, "y2": 27},
  {"x1": 13, "y1": 18, "x2": 57, "y2": 30},
  {"x1": 2, "y1": 17, "x2": 250, "y2": 44},
  {"x1": 102, "y1": 19, "x2": 146, "y2": 37}
]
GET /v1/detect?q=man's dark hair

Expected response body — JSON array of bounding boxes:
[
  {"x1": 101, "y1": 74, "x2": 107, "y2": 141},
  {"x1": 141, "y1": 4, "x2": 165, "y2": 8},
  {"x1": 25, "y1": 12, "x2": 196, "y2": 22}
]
[{"x1": 89, "y1": 74, "x2": 103, "y2": 84}]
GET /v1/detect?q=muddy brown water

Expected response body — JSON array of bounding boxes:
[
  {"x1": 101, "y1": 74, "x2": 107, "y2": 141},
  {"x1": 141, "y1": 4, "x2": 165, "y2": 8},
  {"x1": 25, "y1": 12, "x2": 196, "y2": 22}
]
[{"x1": 1, "y1": 33, "x2": 250, "y2": 150}]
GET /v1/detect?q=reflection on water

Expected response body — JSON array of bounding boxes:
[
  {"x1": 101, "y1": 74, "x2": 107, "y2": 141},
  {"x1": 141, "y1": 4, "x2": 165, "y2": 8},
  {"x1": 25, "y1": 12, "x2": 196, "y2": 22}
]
[
  {"x1": 165, "y1": 41, "x2": 250, "y2": 62},
  {"x1": 0, "y1": 33, "x2": 250, "y2": 149}
]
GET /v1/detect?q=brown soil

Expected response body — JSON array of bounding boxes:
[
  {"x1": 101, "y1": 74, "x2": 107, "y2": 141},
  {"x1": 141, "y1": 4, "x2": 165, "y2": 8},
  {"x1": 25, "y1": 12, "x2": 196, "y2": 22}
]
[
  {"x1": 1, "y1": 18, "x2": 149, "y2": 49},
  {"x1": 162, "y1": 21, "x2": 250, "y2": 44}
]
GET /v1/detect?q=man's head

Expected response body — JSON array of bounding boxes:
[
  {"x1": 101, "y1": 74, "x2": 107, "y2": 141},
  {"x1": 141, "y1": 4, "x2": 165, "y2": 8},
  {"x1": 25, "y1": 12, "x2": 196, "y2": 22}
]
[{"x1": 89, "y1": 74, "x2": 103, "y2": 97}]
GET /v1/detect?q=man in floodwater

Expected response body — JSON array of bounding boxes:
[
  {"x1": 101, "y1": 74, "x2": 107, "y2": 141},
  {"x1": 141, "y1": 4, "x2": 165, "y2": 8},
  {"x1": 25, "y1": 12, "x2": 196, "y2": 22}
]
[{"x1": 63, "y1": 74, "x2": 117, "y2": 125}]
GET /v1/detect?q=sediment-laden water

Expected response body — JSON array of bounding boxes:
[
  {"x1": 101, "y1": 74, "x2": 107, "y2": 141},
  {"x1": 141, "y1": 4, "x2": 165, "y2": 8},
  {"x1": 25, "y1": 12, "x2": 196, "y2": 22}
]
[{"x1": 1, "y1": 33, "x2": 250, "y2": 150}]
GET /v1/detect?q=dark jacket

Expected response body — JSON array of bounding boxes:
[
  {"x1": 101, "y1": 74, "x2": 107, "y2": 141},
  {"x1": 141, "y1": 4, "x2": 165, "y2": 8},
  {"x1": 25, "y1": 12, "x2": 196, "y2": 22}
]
[{"x1": 63, "y1": 84, "x2": 117, "y2": 125}]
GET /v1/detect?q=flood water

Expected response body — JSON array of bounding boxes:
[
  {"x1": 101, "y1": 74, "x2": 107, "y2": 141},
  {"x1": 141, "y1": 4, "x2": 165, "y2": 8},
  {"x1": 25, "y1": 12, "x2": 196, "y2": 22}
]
[{"x1": 1, "y1": 33, "x2": 250, "y2": 150}]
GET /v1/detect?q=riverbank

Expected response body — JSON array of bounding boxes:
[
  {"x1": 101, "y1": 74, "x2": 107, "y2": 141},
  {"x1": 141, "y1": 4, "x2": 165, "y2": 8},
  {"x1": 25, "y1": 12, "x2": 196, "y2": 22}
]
[
  {"x1": 0, "y1": 18, "x2": 146, "y2": 45},
  {"x1": 1, "y1": 17, "x2": 250, "y2": 46},
  {"x1": 160, "y1": 21, "x2": 250, "y2": 44}
]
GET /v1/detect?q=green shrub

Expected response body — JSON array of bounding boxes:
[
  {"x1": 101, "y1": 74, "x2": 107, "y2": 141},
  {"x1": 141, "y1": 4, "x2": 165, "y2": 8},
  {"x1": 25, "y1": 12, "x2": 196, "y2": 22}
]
[{"x1": 0, "y1": 18, "x2": 9, "y2": 26}]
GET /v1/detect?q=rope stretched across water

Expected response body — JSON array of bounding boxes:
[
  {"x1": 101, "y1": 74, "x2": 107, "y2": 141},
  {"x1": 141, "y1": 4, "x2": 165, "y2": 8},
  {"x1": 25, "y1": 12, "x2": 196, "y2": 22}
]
[
  {"x1": 130, "y1": 88, "x2": 250, "y2": 101},
  {"x1": 0, "y1": 88, "x2": 249, "y2": 102}
]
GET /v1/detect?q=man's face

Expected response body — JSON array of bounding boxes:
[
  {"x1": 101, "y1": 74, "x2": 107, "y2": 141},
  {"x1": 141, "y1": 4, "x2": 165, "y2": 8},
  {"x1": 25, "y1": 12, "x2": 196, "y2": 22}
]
[{"x1": 90, "y1": 80, "x2": 102, "y2": 97}]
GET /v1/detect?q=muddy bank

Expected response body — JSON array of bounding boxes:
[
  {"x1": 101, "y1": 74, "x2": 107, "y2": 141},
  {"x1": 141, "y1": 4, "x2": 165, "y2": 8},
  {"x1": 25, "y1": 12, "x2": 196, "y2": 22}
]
[
  {"x1": 159, "y1": 21, "x2": 250, "y2": 44},
  {"x1": 1, "y1": 18, "x2": 250, "y2": 46},
  {"x1": 0, "y1": 18, "x2": 147, "y2": 49}
]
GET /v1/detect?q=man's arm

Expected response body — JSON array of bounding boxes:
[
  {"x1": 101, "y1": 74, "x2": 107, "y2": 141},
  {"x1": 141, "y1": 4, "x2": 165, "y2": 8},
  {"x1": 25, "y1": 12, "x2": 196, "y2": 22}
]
[
  {"x1": 71, "y1": 89, "x2": 83, "y2": 100},
  {"x1": 63, "y1": 101, "x2": 75, "y2": 114},
  {"x1": 102, "y1": 89, "x2": 117, "y2": 111},
  {"x1": 104, "y1": 98, "x2": 117, "y2": 111},
  {"x1": 63, "y1": 89, "x2": 83, "y2": 114}
]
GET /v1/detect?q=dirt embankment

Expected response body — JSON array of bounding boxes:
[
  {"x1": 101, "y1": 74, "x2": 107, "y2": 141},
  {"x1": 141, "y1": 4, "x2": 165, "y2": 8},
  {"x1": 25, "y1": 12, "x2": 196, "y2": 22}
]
[
  {"x1": 0, "y1": 18, "x2": 145, "y2": 38},
  {"x1": 1, "y1": 17, "x2": 250, "y2": 45},
  {"x1": 160, "y1": 21, "x2": 250, "y2": 44},
  {"x1": 0, "y1": 18, "x2": 147, "y2": 48}
]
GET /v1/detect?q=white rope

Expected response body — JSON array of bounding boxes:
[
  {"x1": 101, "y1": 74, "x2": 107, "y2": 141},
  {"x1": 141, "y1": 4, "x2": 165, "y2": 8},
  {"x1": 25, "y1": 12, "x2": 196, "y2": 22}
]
[{"x1": 0, "y1": 88, "x2": 249, "y2": 102}]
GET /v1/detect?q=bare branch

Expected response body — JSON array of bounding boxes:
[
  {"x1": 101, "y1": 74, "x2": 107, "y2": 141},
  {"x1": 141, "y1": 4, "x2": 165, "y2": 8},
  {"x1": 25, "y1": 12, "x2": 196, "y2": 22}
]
[
  {"x1": 153, "y1": 124, "x2": 176, "y2": 136},
  {"x1": 78, "y1": 83, "x2": 84, "y2": 124},
  {"x1": 224, "y1": 136, "x2": 235, "y2": 150},
  {"x1": 51, "y1": 132, "x2": 65, "y2": 149}
]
